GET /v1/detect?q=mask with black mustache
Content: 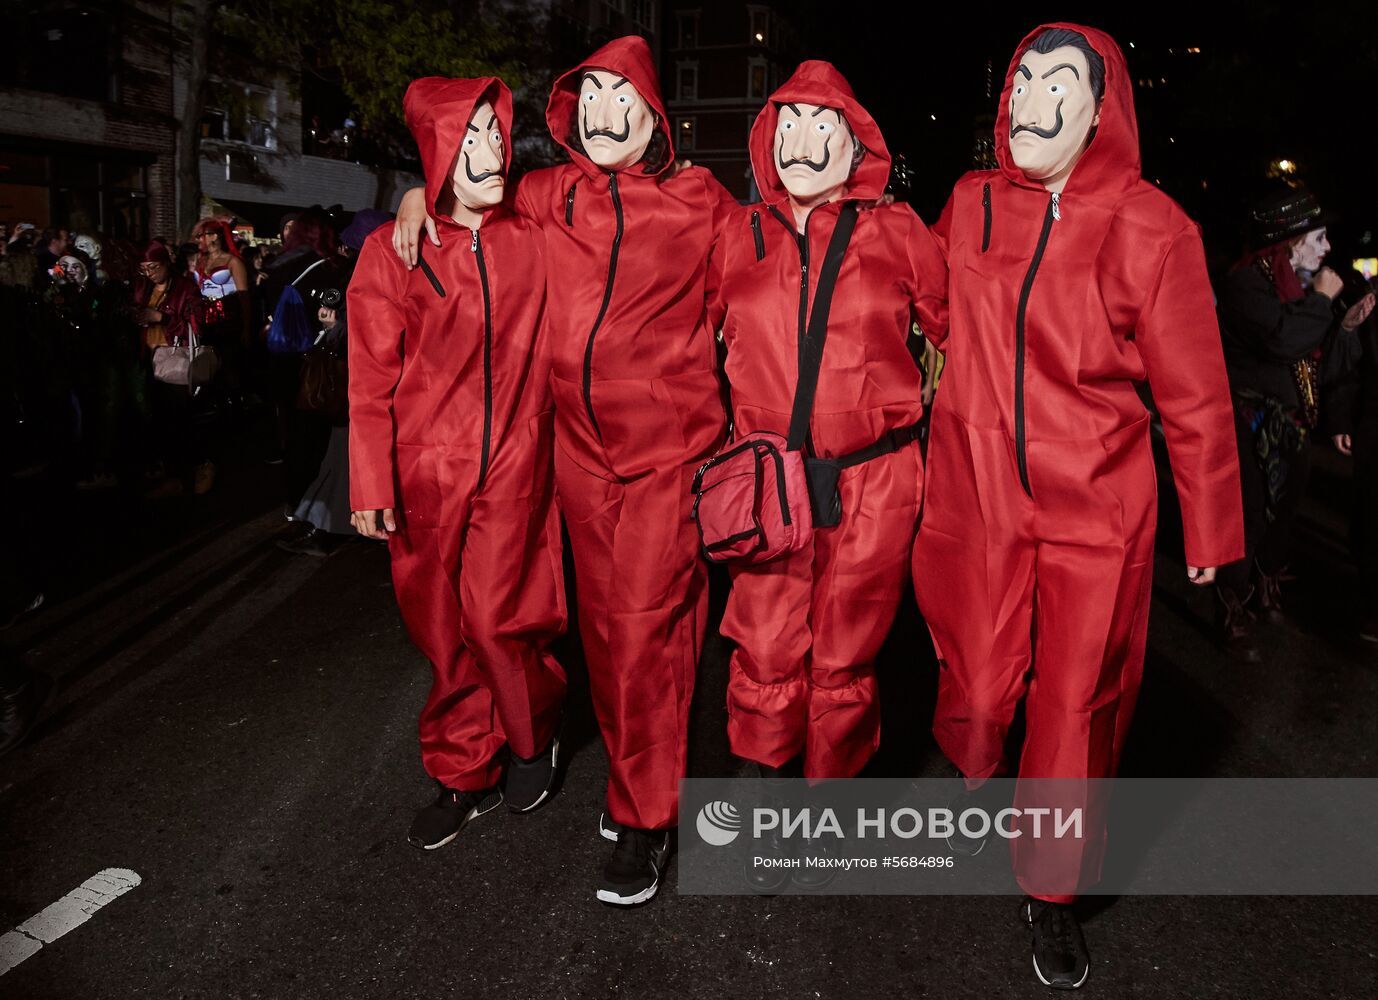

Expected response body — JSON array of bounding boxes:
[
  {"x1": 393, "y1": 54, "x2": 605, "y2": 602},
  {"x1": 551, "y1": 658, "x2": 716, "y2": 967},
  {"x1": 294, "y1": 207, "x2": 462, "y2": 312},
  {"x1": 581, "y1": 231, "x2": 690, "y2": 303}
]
[
  {"x1": 575, "y1": 70, "x2": 657, "y2": 171},
  {"x1": 1010, "y1": 99, "x2": 1064, "y2": 140},
  {"x1": 772, "y1": 102, "x2": 855, "y2": 204}
]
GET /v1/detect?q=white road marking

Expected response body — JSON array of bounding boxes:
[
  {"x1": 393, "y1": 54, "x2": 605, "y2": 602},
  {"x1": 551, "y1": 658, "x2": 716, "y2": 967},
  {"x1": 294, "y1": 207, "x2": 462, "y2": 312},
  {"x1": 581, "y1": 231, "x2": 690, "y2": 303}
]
[{"x1": 0, "y1": 869, "x2": 141, "y2": 976}]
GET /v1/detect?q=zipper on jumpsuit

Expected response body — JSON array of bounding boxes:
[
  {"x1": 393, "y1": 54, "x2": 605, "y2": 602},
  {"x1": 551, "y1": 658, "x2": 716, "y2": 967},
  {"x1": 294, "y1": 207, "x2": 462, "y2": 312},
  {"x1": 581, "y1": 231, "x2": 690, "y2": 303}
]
[
  {"x1": 471, "y1": 228, "x2": 494, "y2": 491},
  {"x1": 580, "y1": 172, "x2": 623, "y2": 442},
  {"x1": 1013, "y1": 191, "x2": 1058, "y2": 498}
]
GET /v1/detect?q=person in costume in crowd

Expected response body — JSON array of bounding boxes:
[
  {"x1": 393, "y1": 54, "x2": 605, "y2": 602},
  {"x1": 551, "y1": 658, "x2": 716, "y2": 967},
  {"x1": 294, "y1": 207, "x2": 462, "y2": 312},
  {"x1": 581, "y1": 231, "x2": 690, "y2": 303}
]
[
  {"x1": 349, "y1": 76, "x2": 567, "y2": 850},
  {"x1": 911, "y1": 24, "x2": 1243, "y2": 988},
  {"x1": 1214, "y1": 189, "x2": 1375, "y2": 657},
  {"x1": 393, "y1": 36, "x2": 737, "y2": 906},
  {"x1": 706, "y1": 62, "x2": 946, "y2": 823},
  {"x1": 261, "y1": 206, "x2": 343, "y2": 511}
]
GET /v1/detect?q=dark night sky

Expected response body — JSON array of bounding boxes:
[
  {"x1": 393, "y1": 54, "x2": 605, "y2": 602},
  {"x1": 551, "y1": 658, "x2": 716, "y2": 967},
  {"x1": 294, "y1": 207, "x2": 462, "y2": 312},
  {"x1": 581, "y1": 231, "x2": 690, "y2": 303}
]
[{"x1": 784, "y1": 0, "x2": 1376, "y2": 268}]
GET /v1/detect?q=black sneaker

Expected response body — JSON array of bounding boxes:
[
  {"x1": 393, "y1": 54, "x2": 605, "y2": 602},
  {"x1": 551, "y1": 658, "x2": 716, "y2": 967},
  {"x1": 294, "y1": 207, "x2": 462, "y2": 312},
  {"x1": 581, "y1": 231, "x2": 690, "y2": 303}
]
[
  {"x1": 407, "y1": 784, "x2": 503, "y2": 850},
  {"x1": 1022, "y1": 898, "x2": 1090, "y2": 990},
  {"x1": 597, "y1": 827, "x2": 671, "y2": 906},
  {"x1": 598, "y1": 811, "x2": 622, "y2": 842},
  {"x1": 505, "y1": 736, "x2": 559, "y2": 813}
]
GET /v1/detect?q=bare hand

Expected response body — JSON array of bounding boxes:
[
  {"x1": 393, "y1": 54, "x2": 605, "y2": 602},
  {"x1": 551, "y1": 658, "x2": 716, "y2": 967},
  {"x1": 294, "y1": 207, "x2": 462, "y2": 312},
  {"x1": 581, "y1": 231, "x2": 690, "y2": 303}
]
[
  {"x1": 1187, "y1": 565, "x2": 1216, "y2": 586},
  {"x1": 1312, "y1": 267, "x2": 1344, "y2": 300},
  {"x1": 392, "y1": 187, "x2": 438, "y2": 269},
  {"x1": 351, "y1": 508, "x2": 397, "y2": 540},
  {"x1": 137, "y1": 307, "x2": 163, "y2": 325},
  {"x1": 1334, "y1": 433, "x2": 1353, "y2": 456},
  {"x1": 1341, "y1": 292, "x2": 1375, "y2": 331}
]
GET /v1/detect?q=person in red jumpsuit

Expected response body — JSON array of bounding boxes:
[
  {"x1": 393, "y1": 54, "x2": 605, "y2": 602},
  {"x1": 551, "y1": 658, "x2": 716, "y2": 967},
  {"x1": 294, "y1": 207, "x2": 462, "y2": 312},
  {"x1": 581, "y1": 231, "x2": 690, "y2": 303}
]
[
  {"x1": 348, "y1": 76, "x2": 567, "y2": 853},
  {"x1": 393, "y1": 37, "x2": 736, "y2": 905},
  {"x1": 911, "y1": 24, "x2": 1243, "y2": 988},
  {"x1": 708, "y1": 62, "x2": 946, "y2": 789}
]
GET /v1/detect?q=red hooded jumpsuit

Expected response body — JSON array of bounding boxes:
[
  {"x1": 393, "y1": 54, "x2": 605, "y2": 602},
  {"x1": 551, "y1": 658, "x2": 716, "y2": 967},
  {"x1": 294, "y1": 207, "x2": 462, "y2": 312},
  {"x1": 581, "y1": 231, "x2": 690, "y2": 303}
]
[
  {"x1": 912, "y1": 25, "x2": 1243, "y2": 899},
  {"x1": 708, "y1": 62, "x2": 948, "y2": 779},
  {"x1": 348, "y1": 77, "x2": 566, "y2": 792},
  {"x1": 512, "y1": 37, "x2": 735, "y2": 831}
]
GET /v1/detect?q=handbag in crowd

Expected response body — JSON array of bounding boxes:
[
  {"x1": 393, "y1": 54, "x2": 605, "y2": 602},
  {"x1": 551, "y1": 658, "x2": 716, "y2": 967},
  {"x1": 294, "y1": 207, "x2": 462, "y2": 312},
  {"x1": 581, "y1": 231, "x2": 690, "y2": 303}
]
[
  {"x1": 152, "y1": 329, "x2": 220, "y2": 390},
  {"x1": 296, "y1": 337, "x2": 349, "y2": 422},
  {"x1": 691, "y1": 202, "x2": 859, "y2": 565}
]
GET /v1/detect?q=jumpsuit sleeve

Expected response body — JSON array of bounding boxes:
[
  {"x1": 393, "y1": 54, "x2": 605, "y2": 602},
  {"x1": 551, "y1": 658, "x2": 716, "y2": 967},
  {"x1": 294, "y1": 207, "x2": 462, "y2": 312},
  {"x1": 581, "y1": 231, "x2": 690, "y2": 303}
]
[
  {"x1": 1217, "y1": 265, "x2": 1335, "y2": 363},
  {"x1": 919, "y1": 190, "x2": 958, "y2": 348},
  {"x1": 701, "y1": 169, "x2": 739, "y2": 332},
  {"x1": 1136, "y1": 225, "x2": 1245, "y2": 569},
  {"x1": 347, "y1": 235, "x2": 408, "y2": 512},
  {"x1": 902, "y1": 205, "x2": 950, "y2": 346},
  {"x1": 512, "y1": 173, "x2": 542, "y2": 226}
]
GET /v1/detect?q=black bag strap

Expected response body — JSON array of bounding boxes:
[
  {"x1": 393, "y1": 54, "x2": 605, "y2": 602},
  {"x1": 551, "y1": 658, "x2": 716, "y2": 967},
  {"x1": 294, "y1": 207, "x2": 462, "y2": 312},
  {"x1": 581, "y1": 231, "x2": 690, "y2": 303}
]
[
  {"x1": 831, "y1": 419, "x2": 924, "y2": 470},
  {"x1": 786, "y1": 202, "x2": 859, "y2": 452}
]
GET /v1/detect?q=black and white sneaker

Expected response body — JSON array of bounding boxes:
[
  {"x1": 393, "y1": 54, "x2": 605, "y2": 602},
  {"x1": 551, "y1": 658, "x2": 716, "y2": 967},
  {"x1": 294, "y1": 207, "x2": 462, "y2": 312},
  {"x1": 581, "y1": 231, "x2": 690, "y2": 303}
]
[
  {"x1": 945, "y1": 776, "x2": 1007, "y2": 857},
  {"x1": 1023, "y1": 897, "x2": 1090, "y2": 990},
  {"x1": 598, "y1": 811, "x2": 623, "y2": 842},
  {"x1": 407, "y1": 784, "x2": 503, "y2": 850},
  {"x1": 596, "y1": 827, "x2": 671, "y2": 906},
  {"x1": 505, "y1": 736, "x2": 559, "y2": 813}
]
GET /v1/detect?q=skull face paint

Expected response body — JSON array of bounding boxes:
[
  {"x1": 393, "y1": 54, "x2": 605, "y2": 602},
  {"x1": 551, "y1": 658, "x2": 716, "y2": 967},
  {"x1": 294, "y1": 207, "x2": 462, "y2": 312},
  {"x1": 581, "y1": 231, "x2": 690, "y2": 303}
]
[
  {"x1": 578, "y1": 68, "x2": 656, "y2": 171},
  {"x1": 1008, "y1": 45, "x2": 1100, "y2": 191},
  {"x1": 774, "y1": 102, "x2": 855, "y2": 205},
  {"x1": 1290, "y1": 227, "x2": 1329, "y2": 273},
  {"x1": 448, "y1": 100, "x2": 506, "y2": 213}
]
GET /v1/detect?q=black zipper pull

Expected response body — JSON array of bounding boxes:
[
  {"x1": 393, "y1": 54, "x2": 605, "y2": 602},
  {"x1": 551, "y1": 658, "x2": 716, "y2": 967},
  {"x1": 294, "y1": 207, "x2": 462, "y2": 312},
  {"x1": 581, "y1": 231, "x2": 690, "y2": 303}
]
[
  {"x1": 751, "y1": 210, "x2": 765, "y2": 261},
  {"x1": 981, "y1": 183, "x2": 992, "y2": 252},
  {"x1": 565, "y1": 184, "x2": 577, "y2": 226},
  {"x1": 470, "y1": 229, "x2": 478, "y2": 252}
]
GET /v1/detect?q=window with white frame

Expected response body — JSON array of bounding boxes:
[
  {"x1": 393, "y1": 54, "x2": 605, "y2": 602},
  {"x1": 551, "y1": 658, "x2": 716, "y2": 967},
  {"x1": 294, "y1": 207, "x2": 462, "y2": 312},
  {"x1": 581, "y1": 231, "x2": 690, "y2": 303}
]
[
  {"x1": 748, "y1": 6, "x2": 769, "y2": 45},
  {"x1": 747, "y1": 57, "x2": 768, "y2": 100},
  {"x1": 677, "y1": 61, "x2": 698, "y2": 101}
]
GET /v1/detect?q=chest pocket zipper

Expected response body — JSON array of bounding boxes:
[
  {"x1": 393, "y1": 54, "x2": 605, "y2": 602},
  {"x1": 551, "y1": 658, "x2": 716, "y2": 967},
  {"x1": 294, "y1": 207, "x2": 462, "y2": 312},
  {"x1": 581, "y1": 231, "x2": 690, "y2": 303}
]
[
  {"x1": 981, "y1": 183, "x2": 992, "y2": 253},
  {"x1": 565, "y1": 184, "x2": 577, "y2": 226},
  {"x1": 751, "y1": 211, "x2": 765, "y2": 261}
]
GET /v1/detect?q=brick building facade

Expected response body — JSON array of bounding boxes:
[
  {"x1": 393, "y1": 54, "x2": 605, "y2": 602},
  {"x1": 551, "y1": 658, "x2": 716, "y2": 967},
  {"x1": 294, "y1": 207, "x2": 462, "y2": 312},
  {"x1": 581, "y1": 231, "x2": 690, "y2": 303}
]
[
  {"x1": 0, "y1": 1, "x2": 178, "y2": 240},
  {"x1": 663, "y1": 1, "x2": 800, "y2": 200}
]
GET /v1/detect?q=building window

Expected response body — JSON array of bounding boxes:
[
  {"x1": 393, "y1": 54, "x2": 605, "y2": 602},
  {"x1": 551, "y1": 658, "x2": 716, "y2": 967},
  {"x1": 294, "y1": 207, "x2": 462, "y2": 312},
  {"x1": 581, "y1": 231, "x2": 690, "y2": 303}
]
[
  {"x1": 747, "y1": 58, "x2": 768, "y2": 100},
  {"x1": 748, "y1": 6, "x2": 769, "y2": 45},
  {"x1": 601, "y1": 0, "x2": 625, "y2": 27},
  {"x1": 677, "y1": 61, "x2": 698, "y2": 101},
  {"x1": 676, "y1": 117, "x2": 696, "y2": 151},
  {"x1": 0, "y1": 146, "x2": 149, "y2": 240},
  {"x1": 629, "y1": 0, "x2": 656, "y2": 32},
  {"x1": 201, "y1": 85, "x2": 278, "y2": 152},
  {"x1": 677, "y1": 10, "x2": 699, "y2": 48}
]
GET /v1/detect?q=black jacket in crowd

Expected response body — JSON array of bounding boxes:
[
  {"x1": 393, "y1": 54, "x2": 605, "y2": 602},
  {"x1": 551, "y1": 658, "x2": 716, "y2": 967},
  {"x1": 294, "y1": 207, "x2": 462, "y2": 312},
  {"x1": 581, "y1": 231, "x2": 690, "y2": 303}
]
[{"x1": 1217, "y1": 263, "x2": 1339, "y2": 408}]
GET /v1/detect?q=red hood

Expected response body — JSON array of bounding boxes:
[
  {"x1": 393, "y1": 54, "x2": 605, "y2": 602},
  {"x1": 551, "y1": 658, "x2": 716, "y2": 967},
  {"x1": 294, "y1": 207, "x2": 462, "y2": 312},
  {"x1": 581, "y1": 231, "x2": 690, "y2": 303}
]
[
  {"x1": 748, "y1": 60, "x2": 891, "y2": 206},
  {"x1": 404, "y1": 75, "x2": 513, "y2": 223},
  {"x1": 994, "y1": 23, "x2": 1140, "y2": 198},
  {"x1": 545, "y1": 35, "x2": 673, "y2": 179}
]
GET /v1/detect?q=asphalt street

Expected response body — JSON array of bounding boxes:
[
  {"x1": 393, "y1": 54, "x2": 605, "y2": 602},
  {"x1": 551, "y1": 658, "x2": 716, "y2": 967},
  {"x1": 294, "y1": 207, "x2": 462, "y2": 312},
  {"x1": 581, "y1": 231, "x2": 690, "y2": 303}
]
[{"x1": 2, "y1": 434, "x2": 1376, "y2": 999}]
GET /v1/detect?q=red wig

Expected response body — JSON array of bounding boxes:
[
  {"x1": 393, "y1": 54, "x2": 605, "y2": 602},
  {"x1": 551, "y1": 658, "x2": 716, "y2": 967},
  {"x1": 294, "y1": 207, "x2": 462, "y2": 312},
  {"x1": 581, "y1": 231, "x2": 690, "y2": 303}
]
[{"x1": 282, "y1": 205, "x2": 338, "y2": 259}]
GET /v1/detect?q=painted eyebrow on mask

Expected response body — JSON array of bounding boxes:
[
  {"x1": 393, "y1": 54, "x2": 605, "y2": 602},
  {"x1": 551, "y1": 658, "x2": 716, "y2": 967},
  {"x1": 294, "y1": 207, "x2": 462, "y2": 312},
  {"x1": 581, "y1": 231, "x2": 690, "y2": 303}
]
[
  {"x1": 808, "y1": 106, "x2": 841, "y2": 121},
  {"x1": 467, "y1": 122, "x2": 480, "y2": 132},
  {"x1": 581, "y1": 72, "x2": 602, "y2": 89},
  {"x1": 783, "y1": 103, "x2": 800, "y2": 116},
  {"x1": 487, "y1": 114, "x2": 496, "y2": 130},
  {"x1": 1041, "y1": 62, "x2": 1080, "y2": 79},
  {"x1": 611, "y1": 77, "x2": 629, "y2": 89},
  {"x1": 1016, "y1": 64, "x2": 1032, "y2": 80}
]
